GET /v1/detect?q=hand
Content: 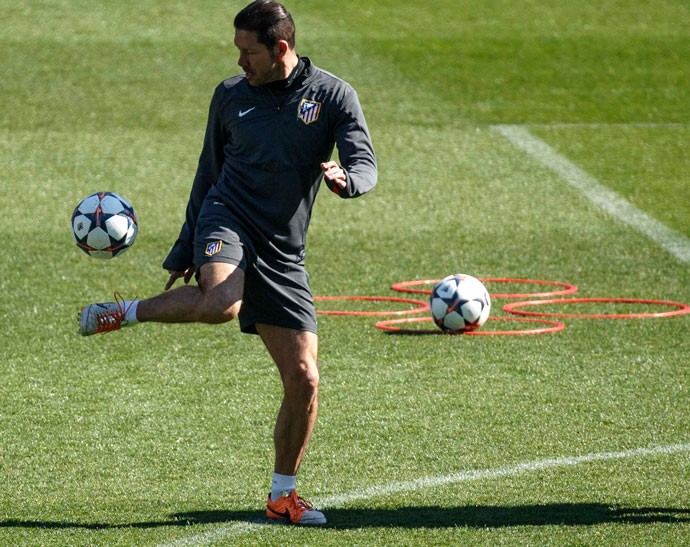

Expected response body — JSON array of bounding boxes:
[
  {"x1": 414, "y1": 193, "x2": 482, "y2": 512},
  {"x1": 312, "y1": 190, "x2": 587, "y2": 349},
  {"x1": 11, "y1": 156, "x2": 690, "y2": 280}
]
[
  {"x1": 165, "y1": 268, "x2": 195, "y2": 291},
  {"x1": 320, "y1": 161, "x2": 347, "y2": 189}
]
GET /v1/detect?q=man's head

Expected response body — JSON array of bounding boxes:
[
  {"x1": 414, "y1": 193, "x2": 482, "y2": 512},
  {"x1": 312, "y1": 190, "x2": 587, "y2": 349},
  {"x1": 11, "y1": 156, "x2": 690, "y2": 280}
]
[
  {"x1": 234, "y1": 0, "x2": 295, "y2": 50},
  {"x1": 233, "y1": 1, "x2": 298, "y2": 86}
]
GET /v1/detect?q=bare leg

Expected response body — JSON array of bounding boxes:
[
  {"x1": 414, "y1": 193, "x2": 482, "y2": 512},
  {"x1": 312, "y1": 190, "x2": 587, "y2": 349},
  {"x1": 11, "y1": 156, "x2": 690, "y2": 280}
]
[
  {"x1": 137, "y1": 262, "x2": 244, "y2": 324},
  {"x1": 256, "y1": 324, "x2": 319, "y2": 476}
]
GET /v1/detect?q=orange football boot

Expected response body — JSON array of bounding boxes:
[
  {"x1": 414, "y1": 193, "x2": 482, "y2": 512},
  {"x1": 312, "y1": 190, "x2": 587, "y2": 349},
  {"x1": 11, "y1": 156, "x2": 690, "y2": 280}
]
[{"x1": 266, "y1": 491, "x2": 326, "y2": 525}]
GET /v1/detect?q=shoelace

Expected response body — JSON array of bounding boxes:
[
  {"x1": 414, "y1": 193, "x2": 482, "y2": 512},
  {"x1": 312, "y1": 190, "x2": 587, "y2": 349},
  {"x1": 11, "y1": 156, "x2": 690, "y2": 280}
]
[
  {"x1": 94, "y1": 292, "x2": 135, "y2": 333},
  {"x1": 293, "y1": 493, "x2": 315, "y2": 511}
]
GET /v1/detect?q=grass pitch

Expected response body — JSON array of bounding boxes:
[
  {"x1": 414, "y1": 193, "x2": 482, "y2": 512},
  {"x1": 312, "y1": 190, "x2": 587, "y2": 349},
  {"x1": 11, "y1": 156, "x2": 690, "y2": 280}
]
[{"x1": 1, "y1": 0, "x2": 689, "y2": 545}]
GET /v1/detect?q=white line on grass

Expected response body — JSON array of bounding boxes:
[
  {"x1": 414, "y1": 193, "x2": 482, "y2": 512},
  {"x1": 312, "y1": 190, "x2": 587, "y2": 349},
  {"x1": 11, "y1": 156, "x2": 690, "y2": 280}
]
[
  {"x1": 159, "y1": 442, "x2": 690, "y2": 547},
  {"x1": 521, "y1": 122, "x2": 688, "y2": 129},
  {"x1": 492, "y1": 124, "x2": 690, "y2": 265}
]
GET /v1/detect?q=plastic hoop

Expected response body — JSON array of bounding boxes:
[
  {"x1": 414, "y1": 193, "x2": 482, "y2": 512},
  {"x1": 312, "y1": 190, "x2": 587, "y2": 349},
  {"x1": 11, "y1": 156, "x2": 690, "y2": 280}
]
[
  {"x1": 315, "y1": 295, "x2": 429, "y2": 316},
  {"x1": 390, "y1": 279, "x2": 440, "y2": 295},
  {"x1": 503, "y1": 298, "x2": 690, "y2": 319},
  {"x1": 481, "y1": 278, "x2": 579, "y2": 299},
  {"x1": 374, "y1": 316, "x2": 566, "y2": 336},
  {"x1": 391, "y1": 278, "x2": 579, "y2": 299}
]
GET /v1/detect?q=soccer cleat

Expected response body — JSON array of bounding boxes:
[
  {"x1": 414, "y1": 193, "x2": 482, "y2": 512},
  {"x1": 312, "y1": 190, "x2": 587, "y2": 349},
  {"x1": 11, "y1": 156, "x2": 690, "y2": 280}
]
[
  {"x1": 78, "y1": 293, "x2": 130, "y2": 336},
  {"x1": 266, "y1": 491, "x2": 327, "y2": 526}
]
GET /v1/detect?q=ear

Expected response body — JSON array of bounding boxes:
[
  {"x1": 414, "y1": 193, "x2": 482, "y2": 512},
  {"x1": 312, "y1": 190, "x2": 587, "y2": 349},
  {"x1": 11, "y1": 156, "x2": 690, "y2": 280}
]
[{"x1": 275, "y1": 39, "x2": 290, "y2": 60}]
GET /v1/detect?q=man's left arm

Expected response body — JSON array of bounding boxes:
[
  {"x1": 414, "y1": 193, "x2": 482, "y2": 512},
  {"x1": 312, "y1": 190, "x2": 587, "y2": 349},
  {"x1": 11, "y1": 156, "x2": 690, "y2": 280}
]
[{"x1": 322, "y1": 87, "x2": 377, "y2": 198}]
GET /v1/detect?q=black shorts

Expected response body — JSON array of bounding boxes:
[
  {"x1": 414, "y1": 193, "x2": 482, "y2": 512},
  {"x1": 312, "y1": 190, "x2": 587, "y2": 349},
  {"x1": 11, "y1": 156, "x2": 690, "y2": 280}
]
[{"x1": 193, "y1": 198, "x2": 317, "y2": 335}]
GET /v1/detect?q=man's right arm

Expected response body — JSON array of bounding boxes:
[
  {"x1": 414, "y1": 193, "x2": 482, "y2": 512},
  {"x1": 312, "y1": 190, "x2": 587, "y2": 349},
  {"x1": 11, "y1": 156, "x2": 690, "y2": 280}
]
[{"x1": 162, "y1": 85, "x2": 227, "y2": 274}]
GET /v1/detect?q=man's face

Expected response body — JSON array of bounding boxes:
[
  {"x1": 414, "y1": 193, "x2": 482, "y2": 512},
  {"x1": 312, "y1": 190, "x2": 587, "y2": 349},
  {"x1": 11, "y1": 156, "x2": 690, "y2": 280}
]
[{"x1": 234, "y1": 29, "x2": 281, "y2": 86}]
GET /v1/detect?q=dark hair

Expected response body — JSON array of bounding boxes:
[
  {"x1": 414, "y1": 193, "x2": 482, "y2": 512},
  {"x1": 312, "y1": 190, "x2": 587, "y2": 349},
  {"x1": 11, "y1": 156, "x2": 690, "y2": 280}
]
[{"x1": 234, "y1": 1, "x2": 295, "y2": 50}]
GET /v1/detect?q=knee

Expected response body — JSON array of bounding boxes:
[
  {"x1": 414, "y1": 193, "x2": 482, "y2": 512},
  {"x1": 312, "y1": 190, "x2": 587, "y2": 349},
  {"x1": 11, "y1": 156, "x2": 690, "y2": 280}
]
[
  {"x1": 285, "y1": 360, "x2": 320, "y2": 399},
  {"x1": 303, "y1": 364, "x2": 320, "y2": 394}
]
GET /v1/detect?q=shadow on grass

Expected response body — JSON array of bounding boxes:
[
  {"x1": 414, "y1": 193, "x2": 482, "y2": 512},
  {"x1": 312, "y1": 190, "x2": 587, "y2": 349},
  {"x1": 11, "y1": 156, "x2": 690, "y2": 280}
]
[{"x1": 1, "y1": 504, "x2": 689, "y2": 530}]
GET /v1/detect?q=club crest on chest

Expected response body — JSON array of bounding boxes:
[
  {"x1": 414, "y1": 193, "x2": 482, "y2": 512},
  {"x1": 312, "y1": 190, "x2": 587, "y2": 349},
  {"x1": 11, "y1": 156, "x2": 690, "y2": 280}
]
[{"x1": 298, "y1": 99, "x2": 321, "y2": 125}]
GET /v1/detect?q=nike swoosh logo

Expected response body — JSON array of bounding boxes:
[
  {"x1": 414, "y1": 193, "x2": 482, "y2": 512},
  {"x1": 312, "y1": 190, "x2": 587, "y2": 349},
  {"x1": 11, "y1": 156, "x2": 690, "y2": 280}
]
[
  {"x1": 267, "y1": 506, "x2": 292, "y2": 520},
  {"x1": 239, "y1": 107, "x2": 256, "y2": 117}
]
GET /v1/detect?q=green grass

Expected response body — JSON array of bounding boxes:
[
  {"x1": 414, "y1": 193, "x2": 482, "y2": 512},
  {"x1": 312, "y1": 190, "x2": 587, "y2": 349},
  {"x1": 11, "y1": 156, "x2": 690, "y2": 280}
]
[{"x1": 1, "y1": 0, "x2": 689, "y2": 545}]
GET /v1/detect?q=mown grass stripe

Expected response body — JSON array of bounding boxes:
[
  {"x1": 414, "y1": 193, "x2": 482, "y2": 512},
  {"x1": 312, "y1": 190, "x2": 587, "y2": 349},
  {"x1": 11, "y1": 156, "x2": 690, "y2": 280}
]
[{"x1": 493, "y1": 124, "x2": 690, "y2": 265}]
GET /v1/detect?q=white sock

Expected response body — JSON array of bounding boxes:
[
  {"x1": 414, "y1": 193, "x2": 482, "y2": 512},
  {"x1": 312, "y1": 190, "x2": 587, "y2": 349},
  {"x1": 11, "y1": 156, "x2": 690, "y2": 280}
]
[
  {"x1": 123, "y1": 300, "x2": 140, "y2": 325},
  {"x1": 270, "y1": 472, "x2": 296, "y2": 501}
]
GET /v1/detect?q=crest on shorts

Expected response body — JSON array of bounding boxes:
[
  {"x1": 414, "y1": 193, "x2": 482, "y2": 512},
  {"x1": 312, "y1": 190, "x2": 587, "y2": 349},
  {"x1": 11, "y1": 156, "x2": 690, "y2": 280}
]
[
  {"x1": 205, "y1": 241, "x2": 223, "y2": 257},
  {"x1": 298, "y1": 98, "x2": 321, "y2": 125}
]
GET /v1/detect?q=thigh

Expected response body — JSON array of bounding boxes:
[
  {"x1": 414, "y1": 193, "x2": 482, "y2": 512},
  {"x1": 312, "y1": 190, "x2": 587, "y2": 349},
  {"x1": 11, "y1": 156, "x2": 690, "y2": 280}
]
[
  {"x1": 197, "y1": 261, "x2": 245, "y2": 304},
  {"x1": 256, "y1": 324, "x2": 319, "y2": 378}
]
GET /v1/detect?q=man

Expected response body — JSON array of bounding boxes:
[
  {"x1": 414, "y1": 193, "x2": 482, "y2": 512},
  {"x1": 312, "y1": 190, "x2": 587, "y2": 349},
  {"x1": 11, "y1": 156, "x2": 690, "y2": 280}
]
[{"x1": 78, "y1": 0, "x2": 376, "y2": 526}]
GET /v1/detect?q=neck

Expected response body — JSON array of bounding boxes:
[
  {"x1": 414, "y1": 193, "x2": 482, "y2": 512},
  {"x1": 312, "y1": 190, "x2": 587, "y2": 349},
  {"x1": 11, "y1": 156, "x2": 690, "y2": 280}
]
[{"x1": 278, "y1": 51, "x2": 299, "y2": 79}]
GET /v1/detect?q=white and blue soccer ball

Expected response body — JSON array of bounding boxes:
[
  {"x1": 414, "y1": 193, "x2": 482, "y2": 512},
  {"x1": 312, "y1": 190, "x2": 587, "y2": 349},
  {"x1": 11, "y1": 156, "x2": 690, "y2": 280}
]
[
  {"x1": 71, "y1": 192, "x2": 138, "y2": 259},
  {"x1": 430, "y1": 274, "x2": 491, "y2": 332}
]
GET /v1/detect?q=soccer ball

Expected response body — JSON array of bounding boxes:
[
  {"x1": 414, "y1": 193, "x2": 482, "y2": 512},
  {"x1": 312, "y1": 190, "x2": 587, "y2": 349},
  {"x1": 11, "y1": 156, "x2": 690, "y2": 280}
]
[
  {"x1": 71, "y1": 192, "x2": 138, "y2": 259},
  {"x1": 430, "y1": 274, "x2": 491, "y2": 332}
]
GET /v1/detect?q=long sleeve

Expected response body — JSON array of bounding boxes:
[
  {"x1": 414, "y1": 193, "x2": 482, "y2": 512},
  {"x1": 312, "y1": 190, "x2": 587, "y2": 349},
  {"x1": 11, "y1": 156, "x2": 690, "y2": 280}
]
[
  {"x1": 162, "y1": 86, "x2": 227, "y2": 272},
  {"x1": 325, "y1": 87, "x2": 377, "y2": 198}
]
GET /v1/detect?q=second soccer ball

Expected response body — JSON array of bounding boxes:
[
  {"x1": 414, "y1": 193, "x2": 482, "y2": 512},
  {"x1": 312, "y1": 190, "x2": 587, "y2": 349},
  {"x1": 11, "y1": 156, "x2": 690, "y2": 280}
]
[{"x1": 430, "y1": 274, "x2": 491, "y2": 333}]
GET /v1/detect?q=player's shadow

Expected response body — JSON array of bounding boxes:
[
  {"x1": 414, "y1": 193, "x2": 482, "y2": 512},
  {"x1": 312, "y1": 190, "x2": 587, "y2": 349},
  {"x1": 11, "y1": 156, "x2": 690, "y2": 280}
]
[
  {"x1": 174, "y1": 504, "x2": 690, "y2": 529},
  {"x1": 320, "y1": 504, "x2": 690, "y2": 528},
  {"x1": 1, "y1": 504, "x2": 688, "y2": 531}
]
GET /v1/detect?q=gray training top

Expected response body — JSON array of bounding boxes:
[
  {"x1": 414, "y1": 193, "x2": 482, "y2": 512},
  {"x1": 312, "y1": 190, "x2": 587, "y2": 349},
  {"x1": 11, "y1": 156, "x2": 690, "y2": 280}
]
[{"x1": 163, "y1": 57, "x2": 378, "y2": 272}]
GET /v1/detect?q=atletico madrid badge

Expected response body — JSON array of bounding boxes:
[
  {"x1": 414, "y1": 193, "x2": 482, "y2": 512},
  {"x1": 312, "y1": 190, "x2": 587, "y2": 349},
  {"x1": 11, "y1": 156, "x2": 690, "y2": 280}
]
[
  {"x1": 205, "y1": 241, "x2": 223, "y2": 257},
  {"x1": 298, "y1": 98, "x2": 321, "y2": 125}
]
